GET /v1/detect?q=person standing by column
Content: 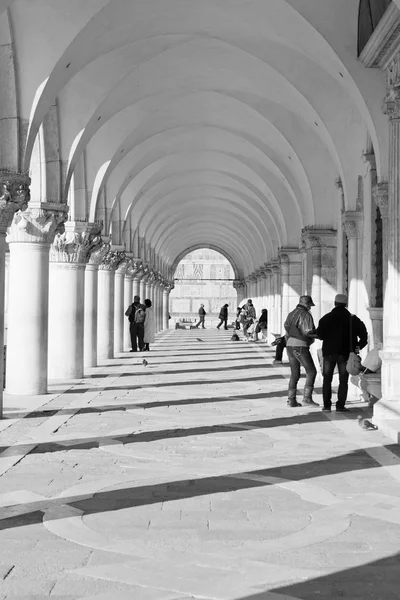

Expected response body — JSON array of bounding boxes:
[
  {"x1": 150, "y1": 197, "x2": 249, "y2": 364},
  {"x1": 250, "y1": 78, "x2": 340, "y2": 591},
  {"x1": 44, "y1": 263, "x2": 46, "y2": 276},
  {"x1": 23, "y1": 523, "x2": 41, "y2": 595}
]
[
  {"x1": 253, "y1": 308, "x2": 268, "y2": 341},
  {"x1": 316, "y1": 294, "x2": 368, "y2": 413},
  {"x1": 195, "y1": 304, "x2": 206, "y2": 329},
  {"x1": 284, "y1": 295, "x2": 318, "y2": 408},
  {"x1": 242, "y1": 299, "x2": 256, "y2": 338},
  {"x1": 217, "y1": 304, "x2": 229, "y2": 329},
  {"x1": 125, "y1": 295, "x2": 145, "y2": 351},
  {"x1": 143, "y1": 298, "x2": 155, "y2": 351}
]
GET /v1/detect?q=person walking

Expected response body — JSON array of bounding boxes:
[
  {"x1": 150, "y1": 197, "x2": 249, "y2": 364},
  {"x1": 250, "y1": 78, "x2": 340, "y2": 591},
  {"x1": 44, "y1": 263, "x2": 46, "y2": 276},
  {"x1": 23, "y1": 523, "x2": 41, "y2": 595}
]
[
  {"x1": 143, "y1": 298, "x2": 155, "y2": 351},
  {"x1": 217, "y1": 304, "x2": 229, "y2": 329},
  {"x1": 125, "y1": 295, "x2": 146, "y2": 352},
  {"x1": 235, "y1": 307, "x2": 242, "y2": 330},
  {"x1": 195, "y1": 304, "x2": 206, "y2": 328},
  {"x1": 242, "y1": 299, "x2": 256, "y2": 338},
  {"x1": 284, "y1": 295, "x2": 318, "y2": 408},
  {"x1": 316, "y1": 294, "x2": 368, "y2": 412}
]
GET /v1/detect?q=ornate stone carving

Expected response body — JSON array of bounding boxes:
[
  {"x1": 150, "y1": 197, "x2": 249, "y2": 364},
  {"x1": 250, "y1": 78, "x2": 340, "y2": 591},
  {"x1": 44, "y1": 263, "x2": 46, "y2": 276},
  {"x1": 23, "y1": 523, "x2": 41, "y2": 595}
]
[
  {"x1": 373, "y1": 182, "x2": 389, "y2": 218},
  {"x1": 50, "y1": 221, "x2": 103, "y2": 264},
  {"x1": 342, "y1": 211, "x2": 364, "y2": 239},
  {"x1": 384, "y1": 52, "x2": 400, "y2": 120},
  {"x1": 233, "y1": 279, "x2": 246, "y2": 291},
  {"x1": 129, "y1": 259, "x2": 143, "y2": 278},
  {"x1": 99, "y1": 250, "x2": 126, "y2": 271},
  {"x1": 7, "y1": 203, "x2": 68, "y2": 244},
  {"x1": 302, "y1": 226, "x2": 337, "y2": 250},
  {"x1": 0, "y1": 172, "x2": 31, "y2": 232},
  {"x1": 89, "y1": 240, "x2": 110, "y2": 266}
]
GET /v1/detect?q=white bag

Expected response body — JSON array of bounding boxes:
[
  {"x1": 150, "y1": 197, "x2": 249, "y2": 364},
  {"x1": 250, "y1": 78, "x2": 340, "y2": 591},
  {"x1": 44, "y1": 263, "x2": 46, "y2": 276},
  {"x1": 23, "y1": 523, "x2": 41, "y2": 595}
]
[{"x1": 362, "y1": 348, "x2": 382, "y2": 373}]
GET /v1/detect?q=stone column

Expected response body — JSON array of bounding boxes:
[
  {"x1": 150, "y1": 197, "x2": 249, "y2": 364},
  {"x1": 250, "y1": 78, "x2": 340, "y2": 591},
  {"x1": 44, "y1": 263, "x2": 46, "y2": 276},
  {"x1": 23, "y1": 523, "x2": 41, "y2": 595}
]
[
  {"x1": 0, "y1": 173, "x2": 30, "y2": 412},
  {"x1": 140, "y1": 268, "x2": 149, "y2": 301},
  {"x1": 279, "y1": 253, "x2": 290, "y2": 322},
  {"x1": 114, "y1": 258, "x2": 129, "y2": 354},
  {"x1": 374, "y1": 60, "x2": 400, "y2": 428},
  {"x1": 84, "y1": 240, "x2": 109, "y2": 369},
  {"x1": 97, "y1": 250, "x2": 125, "y2": 360},
  {"x1": 233, "y1": 280, "x2": 246, "y2": 306},
  {"x1": 162, "y1": 284, "x2": 171, "y2": 330},
  {"x1": 373, "y1": 183, "x2": 389, "y2": 301},
  {"x1": 6, "y1": 202, "x2": 67, "y2": 395},
  {"x1": 123, "y1": 263, "x2": 133, "y2": 350},
  {"x1": 301, "y1": 227, "x2": 337, "y2": 324},
  {"x1": 342, "y1": 213, "x2": 363, "y2": 316},
  {"x1": 48, "y1": 222, "x2": 102, "y2": 380}
]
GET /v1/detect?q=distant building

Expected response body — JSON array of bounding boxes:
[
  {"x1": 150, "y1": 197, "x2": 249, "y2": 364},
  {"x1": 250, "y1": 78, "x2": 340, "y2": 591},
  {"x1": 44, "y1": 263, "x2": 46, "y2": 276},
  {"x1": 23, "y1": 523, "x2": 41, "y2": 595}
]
[{"x1": 170, "y1": 249, "x2": 236, "y2": 323}]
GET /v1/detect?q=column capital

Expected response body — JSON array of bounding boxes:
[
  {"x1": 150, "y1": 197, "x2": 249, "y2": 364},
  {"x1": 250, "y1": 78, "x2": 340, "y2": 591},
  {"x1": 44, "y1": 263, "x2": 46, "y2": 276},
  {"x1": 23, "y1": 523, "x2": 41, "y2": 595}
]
[
  {"x1": 88, "y1": 239, "x2": 110, "y2": 266},
  {"x1": 7, "y1": 202, "x2": 68, "y2": 245},
  {"x1": 301, "y1": 226, "x2": 337, "y2": 249},
  {"x1": 342, "y1": 211, "x2": 364, "y2": 239},
  {"x1": 271, "y1": 264, "x2": 280, "y2": 275},
  {"x1": 233, "y1": 279, "x2": 246, "y2": 291},
  {"x1": 373, "y1": 182, "x2": 389, "y2": 218},
  {"x1": 384, "y1": 53, "x2": 400, "y2": 120},
  {"x1": 98, "y1": 249, "x2": 126, "y2": 271},
  {"x1": 129, "y1": 258, "x2": 143, "y2": 278},
  {"x1": 50, "y1": 220, "x2": 103, "y2": 264},
  {"x1": 0, "y1": 172, "x2": 31, "y2": 233}
]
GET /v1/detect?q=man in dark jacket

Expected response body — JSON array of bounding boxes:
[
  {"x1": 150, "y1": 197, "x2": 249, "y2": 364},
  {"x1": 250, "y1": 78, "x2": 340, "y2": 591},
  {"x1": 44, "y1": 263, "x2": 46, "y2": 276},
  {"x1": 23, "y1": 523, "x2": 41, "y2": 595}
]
[
  {"x1": 195, "y1": 304, "x2": 206, "y2": 329},
  {"x1": 217, "y1": 304, "x2": 229, "y2": 329},
  {"x1": 125, "y1": 295, "x2": 146, "y2": 352},
  {"x1": 316, "y1": 294, "x2": 368, "y2": 412},
  {"x1": 284, "y1": 295, "x2": 318, "y2": 408}
]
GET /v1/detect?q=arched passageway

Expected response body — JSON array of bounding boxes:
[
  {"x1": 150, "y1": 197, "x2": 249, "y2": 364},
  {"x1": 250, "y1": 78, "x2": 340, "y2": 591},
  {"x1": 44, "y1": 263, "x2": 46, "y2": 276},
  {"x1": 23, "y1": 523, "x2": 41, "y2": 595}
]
[{"x1": 0, "y1": 1, "x2": 399, "y2": 435}]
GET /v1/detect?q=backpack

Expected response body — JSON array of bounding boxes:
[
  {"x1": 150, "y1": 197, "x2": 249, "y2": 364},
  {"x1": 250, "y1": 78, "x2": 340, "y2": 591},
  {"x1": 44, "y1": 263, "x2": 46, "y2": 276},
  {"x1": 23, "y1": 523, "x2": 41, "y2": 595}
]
[{"x1": 134, "y1": 307, "x2": 146, "y2": 324}]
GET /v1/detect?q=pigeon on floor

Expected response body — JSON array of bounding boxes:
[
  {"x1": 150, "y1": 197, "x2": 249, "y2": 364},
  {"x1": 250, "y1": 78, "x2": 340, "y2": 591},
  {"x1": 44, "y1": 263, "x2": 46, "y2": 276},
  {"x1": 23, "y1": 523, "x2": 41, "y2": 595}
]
[
  {"x1": 142, "y1": 359, "x2": 148, "y2": 366},
  {"x1": 357, "y1": 415, "x2": 378, "y2": 430}
]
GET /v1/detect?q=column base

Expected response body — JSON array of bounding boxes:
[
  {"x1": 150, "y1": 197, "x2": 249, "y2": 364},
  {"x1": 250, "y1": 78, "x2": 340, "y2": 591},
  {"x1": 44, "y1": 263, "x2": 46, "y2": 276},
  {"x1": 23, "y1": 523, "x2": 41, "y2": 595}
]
[{"x1": 373, "y1": 349, "x2": 400, "y2": 443}]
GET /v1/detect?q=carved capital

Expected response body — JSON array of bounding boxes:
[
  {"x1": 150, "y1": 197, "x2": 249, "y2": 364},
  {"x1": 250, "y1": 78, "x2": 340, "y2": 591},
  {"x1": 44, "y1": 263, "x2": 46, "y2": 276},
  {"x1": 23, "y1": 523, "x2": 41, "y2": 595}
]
[
  {"x1": 7, "y1": 203, "x2": 68, "y2": 245},
  {"x1": 362, "y1": 151, "x2": 376, "y2": 171},
  {"x1": 233, "y1": 279, "x2": 246, "y2": 291},
  {"x1": 342, "y1": 211, "x2": 364, "y2": 239},
  {"x1": 99, "y1": 250, "x2": 126, "y2": 271},
  {"x1": 373, "y1": 182, "x2": 389, "y2": 218},
  {"x1": 384, "y1": 54, "x2": 400, "y2": 119},
  {"x1": 129, "y1": 258, "x2": 143, "y2": 278},
  {"x1": 89, "y1": 240, "x2": 111, "y2": 266},
  {"x1": 301, "y1": 226, "x2": 337, "y2": 249},
  {"x1": 50, "y1": 221, "x2": 103, "y2": 264},
  {"x1": 0, "y1": 172, "x2": 31, "y2": 232}
]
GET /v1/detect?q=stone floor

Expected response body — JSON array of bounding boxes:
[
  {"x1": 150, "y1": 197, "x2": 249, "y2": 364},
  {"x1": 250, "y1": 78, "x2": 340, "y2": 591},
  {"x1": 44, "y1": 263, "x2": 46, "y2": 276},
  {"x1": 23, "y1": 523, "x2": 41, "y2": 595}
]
[{"x1": 1, "y1": 329, "x2": 400, "y2": 600}]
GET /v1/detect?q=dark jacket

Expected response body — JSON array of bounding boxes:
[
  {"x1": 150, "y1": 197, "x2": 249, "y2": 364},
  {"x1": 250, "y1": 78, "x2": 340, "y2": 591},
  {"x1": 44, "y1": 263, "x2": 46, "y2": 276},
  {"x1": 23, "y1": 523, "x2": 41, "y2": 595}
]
[
  {"x1": 316, "y1": 306, "x2": 368, "y2": 357},
  {"x1": 258, "y1": 310, "x2": 268, "y2": 329},
  {"x1": 219, "y1": 305, "x2": 228, "y2": 320},
  {"x1": 198, "y1": 306, "x2": 206, "y2": 316},
  {"x1": 284, "y1": 305, "x2": 315, "y2": 345},
  {"x1": 125, "y1": 302, "x2": 145, "y2": 324}
]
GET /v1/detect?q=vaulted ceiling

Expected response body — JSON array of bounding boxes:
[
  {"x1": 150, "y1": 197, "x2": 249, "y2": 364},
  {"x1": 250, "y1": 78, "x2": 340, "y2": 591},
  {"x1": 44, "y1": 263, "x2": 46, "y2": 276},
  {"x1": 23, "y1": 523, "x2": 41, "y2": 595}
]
[{"x1": 0, "y1": 0, "x2": 390, "y2": 278}]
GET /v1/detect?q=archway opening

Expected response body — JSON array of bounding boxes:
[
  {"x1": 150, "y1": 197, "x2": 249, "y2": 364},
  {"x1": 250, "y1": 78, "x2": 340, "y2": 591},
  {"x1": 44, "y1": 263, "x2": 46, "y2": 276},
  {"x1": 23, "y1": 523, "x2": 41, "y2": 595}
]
[{"x1": 170, "y1": 249, "x2": 237, "y2": 327}]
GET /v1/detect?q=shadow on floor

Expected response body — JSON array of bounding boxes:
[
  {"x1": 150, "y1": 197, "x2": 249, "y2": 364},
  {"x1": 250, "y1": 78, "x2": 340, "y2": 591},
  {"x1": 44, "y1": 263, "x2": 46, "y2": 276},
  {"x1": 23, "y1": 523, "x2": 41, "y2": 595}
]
[
  {"x1": 0, "y1": 409, "x2": 372, "y2": 457},
  {"x1": 0, "y1": 442, "x2": 394, "y2": 532},
  {"x1": 244, "y1": 551, "x2": 400, "y2": 600}
]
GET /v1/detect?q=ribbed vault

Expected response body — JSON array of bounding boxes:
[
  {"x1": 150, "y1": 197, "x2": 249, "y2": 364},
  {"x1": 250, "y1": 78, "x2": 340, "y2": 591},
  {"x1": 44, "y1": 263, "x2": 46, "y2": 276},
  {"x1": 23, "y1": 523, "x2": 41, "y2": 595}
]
[{"x1": 2, "y1": 0, "x2": 390, "y2": 279}]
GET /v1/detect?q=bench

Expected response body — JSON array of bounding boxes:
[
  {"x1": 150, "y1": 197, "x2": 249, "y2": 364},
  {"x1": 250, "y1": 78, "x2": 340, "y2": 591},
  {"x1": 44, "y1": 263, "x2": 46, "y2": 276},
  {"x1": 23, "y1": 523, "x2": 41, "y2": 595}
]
[{"x1": 175, "y1": 318, "x2": 196, "y2": 330}]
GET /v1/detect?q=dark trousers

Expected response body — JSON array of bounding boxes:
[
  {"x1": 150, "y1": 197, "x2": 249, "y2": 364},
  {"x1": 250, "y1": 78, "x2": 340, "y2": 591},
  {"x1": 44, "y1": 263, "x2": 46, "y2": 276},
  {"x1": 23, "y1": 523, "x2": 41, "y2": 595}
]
[
  {"x1": 275, "y1": 336, "x2": 286, "y2": 361},
  {"x1": 217, "y1": 318, "x2": 228, "y2": 329},
  {"x1": 323, "y1": 354, "x2": 349, "y2": 409},
  {"x1": 287, "y1": 346, "x2": 317, "y2": 393},
  {"x1": 130, "y1": 322, "x2": 144, "y2": 351},
  {"x1": 196, "y1": 316, "x2": 205, "y2": 328}
]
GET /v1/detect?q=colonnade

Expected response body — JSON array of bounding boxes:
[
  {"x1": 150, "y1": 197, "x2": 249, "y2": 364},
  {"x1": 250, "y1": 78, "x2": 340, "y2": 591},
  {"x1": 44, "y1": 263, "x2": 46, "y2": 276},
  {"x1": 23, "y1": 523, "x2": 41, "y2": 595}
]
[{"x1": 0, "y1": 207, "x2": 173, "y2": 407}]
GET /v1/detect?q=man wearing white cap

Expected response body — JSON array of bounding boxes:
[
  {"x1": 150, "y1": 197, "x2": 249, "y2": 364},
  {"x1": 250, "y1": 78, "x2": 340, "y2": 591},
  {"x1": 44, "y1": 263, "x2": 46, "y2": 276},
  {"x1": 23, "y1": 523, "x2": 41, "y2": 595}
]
[{"x1": 316, "y1": 294, "x2": 368, "y2": 412}]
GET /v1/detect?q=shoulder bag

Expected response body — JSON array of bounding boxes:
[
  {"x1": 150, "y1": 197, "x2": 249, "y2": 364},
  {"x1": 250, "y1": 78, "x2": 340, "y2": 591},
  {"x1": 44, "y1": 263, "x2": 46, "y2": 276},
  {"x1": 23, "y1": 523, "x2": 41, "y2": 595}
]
[{"x1": 346, "y1": 313, "x2": 362, "y2": 375}]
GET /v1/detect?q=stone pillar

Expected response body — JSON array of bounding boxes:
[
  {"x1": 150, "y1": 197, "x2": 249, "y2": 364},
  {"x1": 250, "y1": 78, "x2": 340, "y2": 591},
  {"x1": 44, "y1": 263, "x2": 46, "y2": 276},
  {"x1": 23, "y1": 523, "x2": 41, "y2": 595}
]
[
  {"x1": 114, "y1": 259, "x2": 129, "y2": 354},
  {"x1": 373, "y1": 183, "x2": 389, "y2": 302},
  {"x1": 279, "y1": 253, "x2": 290, "y2": 323},
  {"x1": 6, "y1": 202, "x2": 67, "y2": 395},
  {"x1": 140, "y1": 268, "x2": 149, "y2": 301},
  {"x1": 84, "y1": 240, "x2": 109, "y2": 369},
  {"x1": 97, "y1": 250, "x2": 125, "y2": 360},
  {"x1": 162, "y1": 284, "x2": 170, "y2": 330},
  {"x1": 123, "y1": 267, "x2": 133, "y2": 350},
  {"x1": 374, "y1": 60, "x2": 400, "y2": 429},
  {"x1": 342, "y1": 213, "x2": 363, "y2": 316},
  {"x1": 48, "y1": 222, "x2": 102, "y2": 380},
  {"x1": 271, "y1": 265, "x2": 281, "y2": 333},
  {"x1": 233, "y1": 280, "x2": 246, "y2": 306},
  {"x1": 0, "y1": 173, "x2": 30, "y2": 411},
  {"x1": 334, "y1": 178, "x2": 346, "y2": 294},
  {"x1": 301, "y1": 227, "x2": 337, "y2": 324}
]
